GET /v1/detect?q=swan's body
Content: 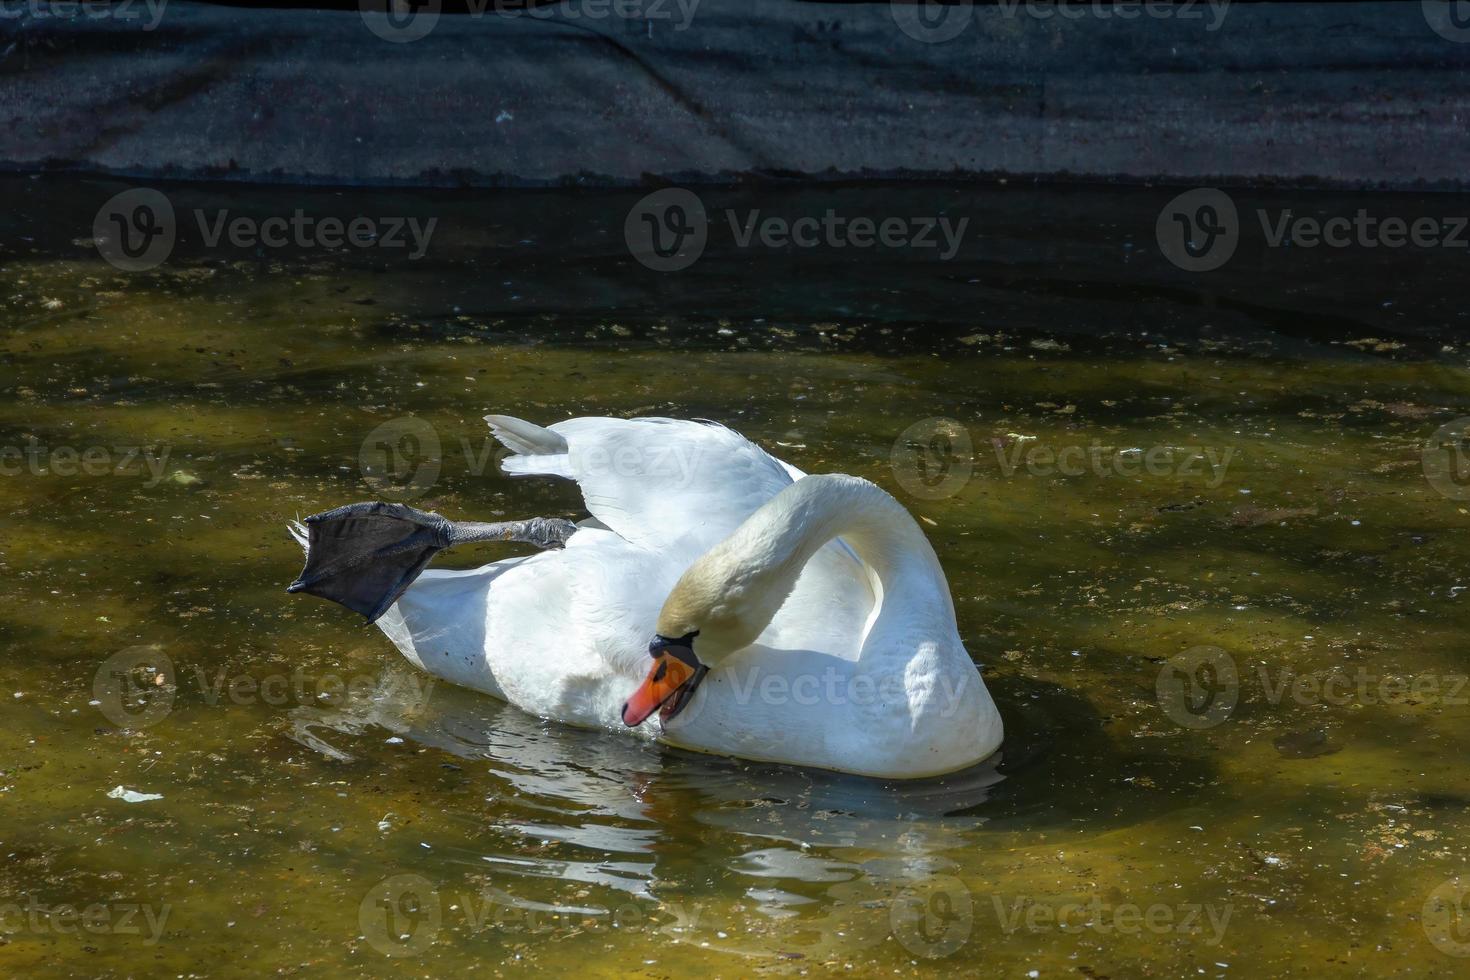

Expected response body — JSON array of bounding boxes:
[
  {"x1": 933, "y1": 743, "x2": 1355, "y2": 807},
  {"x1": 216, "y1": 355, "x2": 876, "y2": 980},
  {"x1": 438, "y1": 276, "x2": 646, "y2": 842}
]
[{"x1": 331, "y1": 416, "x2": 1002, "y2": 779}]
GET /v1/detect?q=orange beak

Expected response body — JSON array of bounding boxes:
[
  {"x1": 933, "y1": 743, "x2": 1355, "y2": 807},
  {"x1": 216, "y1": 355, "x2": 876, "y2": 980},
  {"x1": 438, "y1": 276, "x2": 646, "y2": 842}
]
[{"x1": 621, "y1": 651, "x2": 697, "y2": 727}]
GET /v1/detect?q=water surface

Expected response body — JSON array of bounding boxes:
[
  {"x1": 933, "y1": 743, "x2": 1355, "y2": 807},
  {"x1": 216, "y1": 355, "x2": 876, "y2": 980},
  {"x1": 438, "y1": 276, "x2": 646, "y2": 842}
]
[{"x1": 3, "y1": 176, "x2": 1470, "y2": 976}]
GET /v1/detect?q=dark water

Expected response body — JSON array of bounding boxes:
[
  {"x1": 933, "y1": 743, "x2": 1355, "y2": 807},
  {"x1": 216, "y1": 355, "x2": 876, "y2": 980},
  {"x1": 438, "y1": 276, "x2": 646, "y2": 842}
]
[{"x1": 3, "y1": 174, "x2": 1470, "y2": 975}]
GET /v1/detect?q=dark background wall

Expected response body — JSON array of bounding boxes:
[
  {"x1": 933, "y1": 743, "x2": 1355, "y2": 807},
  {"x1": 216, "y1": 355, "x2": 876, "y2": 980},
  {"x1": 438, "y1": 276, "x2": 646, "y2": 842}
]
[{"x1": 3, "y1": 1, "x2": 1469, "y2": 189}]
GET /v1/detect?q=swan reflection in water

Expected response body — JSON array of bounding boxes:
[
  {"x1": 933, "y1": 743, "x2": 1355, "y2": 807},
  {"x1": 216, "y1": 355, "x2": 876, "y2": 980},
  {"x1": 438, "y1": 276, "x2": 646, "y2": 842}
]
[{"x1": 285, "y1": 656, "x2": 1005, "y2": 961}]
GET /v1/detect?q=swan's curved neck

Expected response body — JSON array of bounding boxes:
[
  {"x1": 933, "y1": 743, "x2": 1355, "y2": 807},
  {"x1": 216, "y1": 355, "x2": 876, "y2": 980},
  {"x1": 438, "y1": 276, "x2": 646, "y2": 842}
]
[{"x1": 658, "y1": 475, "x2": 951, "y2": 661}]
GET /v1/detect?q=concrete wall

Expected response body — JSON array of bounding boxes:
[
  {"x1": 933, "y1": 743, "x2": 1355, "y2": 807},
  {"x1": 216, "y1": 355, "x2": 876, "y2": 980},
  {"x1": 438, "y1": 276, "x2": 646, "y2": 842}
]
[{"x1": 3, "y1": 1, "x2": 1469, "y2": 189}]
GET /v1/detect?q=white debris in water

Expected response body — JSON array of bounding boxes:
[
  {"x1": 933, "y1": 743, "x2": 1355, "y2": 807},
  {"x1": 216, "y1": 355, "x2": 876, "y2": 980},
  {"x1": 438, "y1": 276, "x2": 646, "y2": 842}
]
[
  {"x1": 385, "y1": 736, "x2": 404, "y2": 744},
  {"x1": 107, "y1": 786, "x2": 163, "y2": 803}
]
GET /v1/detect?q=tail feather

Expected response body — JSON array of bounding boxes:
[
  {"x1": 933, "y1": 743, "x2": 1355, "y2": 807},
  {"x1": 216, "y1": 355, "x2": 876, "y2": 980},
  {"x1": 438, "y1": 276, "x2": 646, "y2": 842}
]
[
  {"x1": 484, "y1": 414, "x2": 573, "y2": 479},
  {"x1": 484, "y1": 415, "x2": 567, "y2": 456}
]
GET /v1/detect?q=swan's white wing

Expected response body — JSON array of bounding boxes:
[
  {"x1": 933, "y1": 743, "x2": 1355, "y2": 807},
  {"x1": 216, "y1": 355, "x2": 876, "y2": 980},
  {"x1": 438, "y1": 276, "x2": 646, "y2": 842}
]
[
  {"x1": 492, "y1": 416, "x2": 799, "y2": 554},
  {"x1": 486, "y1": 414, "x2": 874, "y2": 657},
  {"x1": 377, "y1": 524, "x2": 677, "y2": 728}
]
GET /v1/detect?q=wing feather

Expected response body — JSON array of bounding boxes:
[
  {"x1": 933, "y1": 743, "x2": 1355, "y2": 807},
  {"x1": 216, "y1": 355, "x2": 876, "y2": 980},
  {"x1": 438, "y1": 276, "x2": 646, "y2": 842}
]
[{"x1": 489, "y1": 416, "x2": 795, "y2": 553}]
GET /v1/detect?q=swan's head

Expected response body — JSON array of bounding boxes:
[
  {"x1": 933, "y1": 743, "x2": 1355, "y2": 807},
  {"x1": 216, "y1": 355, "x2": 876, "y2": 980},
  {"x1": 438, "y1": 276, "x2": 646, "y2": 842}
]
[
  {"x1": 619, "y1": 630, "x2": 706, "y2": 727},
  {"x1": 620, "y1": 534, "x2": 795, "y2": 727}
]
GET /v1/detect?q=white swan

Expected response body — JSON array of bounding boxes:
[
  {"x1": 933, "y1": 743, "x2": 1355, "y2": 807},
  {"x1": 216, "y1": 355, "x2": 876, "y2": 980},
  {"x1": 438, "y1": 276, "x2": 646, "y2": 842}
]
[{"x1": 289, "y1": 415, "x2": 1003, "y2": 779}]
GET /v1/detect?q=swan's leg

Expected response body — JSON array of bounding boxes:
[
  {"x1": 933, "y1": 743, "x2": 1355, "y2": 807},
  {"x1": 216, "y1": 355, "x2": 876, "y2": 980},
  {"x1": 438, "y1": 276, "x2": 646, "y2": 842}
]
[
  {"x1": 286, "y1": 502, "x2": 577, "y2": 623},
  {"x1": 447, "y1": 516, "x2": 578, "y2": 550}
]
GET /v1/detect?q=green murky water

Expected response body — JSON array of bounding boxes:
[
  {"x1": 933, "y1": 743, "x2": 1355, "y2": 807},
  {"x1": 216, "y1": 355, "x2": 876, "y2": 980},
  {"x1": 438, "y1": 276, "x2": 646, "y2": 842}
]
[{"x1": 4, "y1": 175, "x2": 1470, "y2": 976}]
